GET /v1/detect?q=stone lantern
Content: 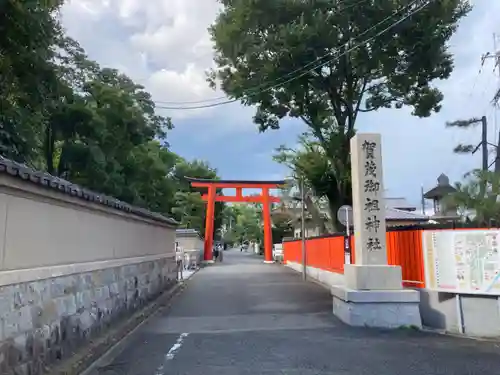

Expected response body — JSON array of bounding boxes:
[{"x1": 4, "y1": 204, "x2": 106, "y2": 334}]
[{"x1": 423, "y1": 173, "x2": 459, "y2": 219}]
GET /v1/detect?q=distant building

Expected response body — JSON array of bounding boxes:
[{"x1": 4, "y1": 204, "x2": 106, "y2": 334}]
[
  {"x1": 175, "y1": 228, "x2": 203, "y2": 251},
  {"x1": 273, "y1": 196, "x2": 429, "y2": 239},
  {"x1": 423, "y1": 173, "x2": 460, "y2": 222}
]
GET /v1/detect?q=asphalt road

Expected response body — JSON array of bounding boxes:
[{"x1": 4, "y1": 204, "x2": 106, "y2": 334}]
[{"x1": 90, "y1": 249, "x2": 500, "y2": 375}]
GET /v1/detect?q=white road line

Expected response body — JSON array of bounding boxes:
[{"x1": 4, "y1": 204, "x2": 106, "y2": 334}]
[
  {"x1": 155, "y1": 333, "x2": 190, "y2": 374},
  {"x1": 166, "y1": 333, "x2": 189, "y2": 360}
]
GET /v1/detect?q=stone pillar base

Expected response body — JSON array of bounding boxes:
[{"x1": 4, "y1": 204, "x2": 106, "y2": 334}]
[
  {"x1": 344, "y1": 264, "x2": 403, "y2": 290},
  {"x1": 203, "y1": 260, "x2": 215, "y2": 264},
  {"x1": 331, "y1": 285, "x2": 422, "y2": 329}
]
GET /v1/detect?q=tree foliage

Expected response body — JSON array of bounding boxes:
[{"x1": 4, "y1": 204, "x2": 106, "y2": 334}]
[
  {"x1": 223, "y1": 205, "x2": 263, "y2": 244},
  {"x1": 445, "y1": 116, "x2": 500, "y2": 174},
  {"x1": 172, "y1": 191, "x2": 206, "y2": 231},
  {"x1": 446, "y1": 116, "x2": 484, "y2": 154},
  {"x1": 209, "y1": 0, "x2": 470, "y2": 229},
  {"x1": 222, "y1": 202, "x2": 294, "y2": 246},
  {"x1": 0, "y1": 0, "x2": 65, "y2": 161},
  {"x1": 270, "y1": 209, "x2": 294, "y2": 243},
  {"x1": 0, "y1": 1, "x2": 225, "y2": 235},
  {"x1": 274, "y1": 132, "x2": 345, "y2": 230},
  {"x1": 446, "y1": 169, "x2": 500, "y2": 226},
  {"x1": 170, "y1": 159, "x2": 226, "y2": 236}
]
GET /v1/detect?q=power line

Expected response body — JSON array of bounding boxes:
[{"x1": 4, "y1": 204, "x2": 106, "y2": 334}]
[
  {"x1": 156, "y1": 0, "x2": 429, "y2": 111},
  {"x1": 481, "y1": 33, "x2": 500, "y2": 145},
  {"x1": 468, "y1": 58, "x2": 486, "y2": 98},
  {"x1": 155, "y1": 0, "x2": 432, "y2": 111},
  {"x1": 156, "y1": 0, "x2": 425, "y2": 109},
  {"x1": 153, "y1": 0, "x2": 377, "y2": 106}
]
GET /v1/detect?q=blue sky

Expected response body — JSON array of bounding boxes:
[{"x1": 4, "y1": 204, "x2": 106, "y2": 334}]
[{"x1": 62, "y1": 0, "x2": 499, "y2": 208}]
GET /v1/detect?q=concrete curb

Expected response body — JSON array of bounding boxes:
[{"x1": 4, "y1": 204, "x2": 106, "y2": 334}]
[
  {"x1": 46, "y1": 269, "x2": 200, "y2": 375},
  {"x1": 284, "y1": 264, "x2": 500, "y2": 342},
  {"x1": 419, "y1": 327, "x2": 500, "y2": 343},
  {"x1": 282, "y1": 263, "x2": 332, "y2": 291}
]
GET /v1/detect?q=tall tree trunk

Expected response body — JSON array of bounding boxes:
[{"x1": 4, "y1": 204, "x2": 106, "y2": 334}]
[
  {"x1": 326, "y1": 180, "x2": 352, "y2": 232},
  {"x1": 44, "y1": 124, "x2": 54, "y2": 174}
]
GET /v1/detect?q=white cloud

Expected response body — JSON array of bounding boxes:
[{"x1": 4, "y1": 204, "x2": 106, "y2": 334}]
[
  {"x1": 62, "y1": 0, "x2": 260, "y2": 130},
  {"x1": 61, "y1": 0, "x2": 500, "y2": 127},
  {"x1": 60, "y1": 0, "x2": 500, "y2": 201},
  {"x1": 147, "y1": 64, "x2": 218, "y2": 119},
  {"x1": 62, "y1": 0, "x2": 221, "y2": 103},
  {"x1": 354, "y1": 1, "x2": 500, "y2": 204}
]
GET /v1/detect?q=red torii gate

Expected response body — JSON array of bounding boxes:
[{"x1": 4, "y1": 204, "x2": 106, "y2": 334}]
[{"x1": 186, "y1": 177, "x2": 285, "y2": 263}]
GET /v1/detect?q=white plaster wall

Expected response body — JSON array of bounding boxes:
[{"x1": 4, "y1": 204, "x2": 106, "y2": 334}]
[
  {"x1": 285, "y1": 261, "x2": 345, "y2": 288},
  {"x1": 293, "y1": 223, "x2": 321, "y2": 239},
  {"x1": 176, "y1": 236, "x2": 203, "y2": 251},
  {"x1": 0, "y1": 175, "x2": 176, "y2": 272}
]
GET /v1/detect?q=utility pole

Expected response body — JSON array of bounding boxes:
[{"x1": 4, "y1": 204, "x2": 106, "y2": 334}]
[
  {"x1": 481, "y1": 115, "x2": 488, "y2": 171},
  {"x1": 284, "y1": 176, "x2": 307, "y2": 280},
  {"x1": 481, "y1": 33, "x2": 500, "y2": 171},
  {"x1": 300, "y1": 177, "x2": 306, "y2": 281},
  {"x1": 446, "y1": 116, "x2": 489, "y2": 171},
  {"x1": 420, "y1": 185, "x2": 425, "y2": 215},
  {"x1": 484, "y1": 33, "x2": 500, "y2": 106},
  {"x1": 446, "y1": 35, "x2": 500, "y2": 175},
  {"x1": 491, "y1": 34, "x2": 500, "y2": 172}
]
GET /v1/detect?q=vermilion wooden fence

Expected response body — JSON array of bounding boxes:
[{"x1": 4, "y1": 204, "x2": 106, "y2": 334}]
[{"x1": 283, "y1": 229, "x2": 425, "y2": 288}]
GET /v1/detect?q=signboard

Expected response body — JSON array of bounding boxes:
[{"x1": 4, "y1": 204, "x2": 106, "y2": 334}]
[
  {"x1": 337, "y1": 205, "x2": 353, "y2": 227},
  {"x1": 422, "y1": 229, "x2": 500, "y2": 295},
  {"x1": 344, "y1": 235, "x2": 351, "y2": 265},
  {"x1": 337, "y1": 205, "x2": 353, "y2": 265}
]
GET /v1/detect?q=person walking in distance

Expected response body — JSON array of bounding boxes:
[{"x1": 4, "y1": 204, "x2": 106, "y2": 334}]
[
  {"x1": 213, "y1": 243, "x2": 219, "y2": 262},
  {"x1": 219, "y1": 243, "x2": 224, "y2": 262}
]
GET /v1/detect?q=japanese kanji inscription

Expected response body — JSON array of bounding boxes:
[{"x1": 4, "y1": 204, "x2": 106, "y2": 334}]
[{"x1": 350, "y1": 133, "x2": 388, "y2": 265}]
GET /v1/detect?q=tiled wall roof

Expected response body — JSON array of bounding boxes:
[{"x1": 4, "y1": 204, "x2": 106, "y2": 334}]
[{"x1": 0, "y1": 157, "x2": 179, "y2": 226}]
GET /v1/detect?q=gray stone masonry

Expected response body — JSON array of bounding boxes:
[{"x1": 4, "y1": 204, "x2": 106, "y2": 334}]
[{"x1": 0, "y1": 256, "x2": 177, "y2": 375}]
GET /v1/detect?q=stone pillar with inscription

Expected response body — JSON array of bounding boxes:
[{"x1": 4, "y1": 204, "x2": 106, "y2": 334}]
[{"x1": 330, "y1": 133, "x2": 422, "y2": 329}]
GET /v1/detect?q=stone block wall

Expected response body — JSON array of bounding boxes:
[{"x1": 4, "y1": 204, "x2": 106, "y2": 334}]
[{"x1": 0, "y1": 256, "x2": 177, "y2": 375}]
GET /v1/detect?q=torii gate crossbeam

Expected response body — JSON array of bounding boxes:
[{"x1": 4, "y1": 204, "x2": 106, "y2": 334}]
[{"x1": 185, "y1": 177, "x2": 285, "y2": 263}]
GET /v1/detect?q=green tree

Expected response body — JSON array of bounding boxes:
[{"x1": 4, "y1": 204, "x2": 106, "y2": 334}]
[
  {"x1": 170, "y1": 159, "x2": 225, "y2": 235},
  {"x1": 172, "y1": 191, "x2": 206, "y2": 231},
  {"x1": 171, "y1": 159, "x2": 218, "y2": 191},
  {"x1": 275, "y1": 133, "x2": 334, "y2": 231},
  {"x1": 445, "y1": 116, "x2": 500, "y2": 173},
  {"x1": 271, "y1": 210, "x2": 294, "y2": 243},
  {"x1": 0, "y1": 0, "x2": 65, "y2": 162},
  {"x1": 209, "y1": 0, "x2": 470, "y2": 228},
  {"x1": 1, "y1": 1, "x2": 181, "y2": 215},
  {"x1": 1, "y1": 1, "x2": 227, "y2": 232},
  {"x1": 120, "y1": 141, "x2": 178, "y2": 212},
  {"x1": 41, "y1": 60, "x2": 173, "y2": 203},
  {"x1": 222, "y1": 204, "x2": 238, "y2": 228},
  {"x1": 223, "y1": 205, "x2": 263, "y2": 245},
  {"x1": 447, "y1": 169, "x2": 500, "y2": 226}
]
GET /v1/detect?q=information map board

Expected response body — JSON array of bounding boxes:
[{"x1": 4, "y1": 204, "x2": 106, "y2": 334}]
[{"x1": 422, "y1": 230, "x2": 500, "y2": 295}]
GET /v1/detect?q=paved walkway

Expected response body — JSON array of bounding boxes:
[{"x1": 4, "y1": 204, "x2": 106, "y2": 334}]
[{"x1": 91, "y1": 249, "x2": 499, "y2": 375}]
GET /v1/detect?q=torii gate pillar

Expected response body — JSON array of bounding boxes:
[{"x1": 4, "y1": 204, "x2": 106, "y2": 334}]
[{"x1": 186, "y1": 178, "x2": 284, "y2": 263}]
